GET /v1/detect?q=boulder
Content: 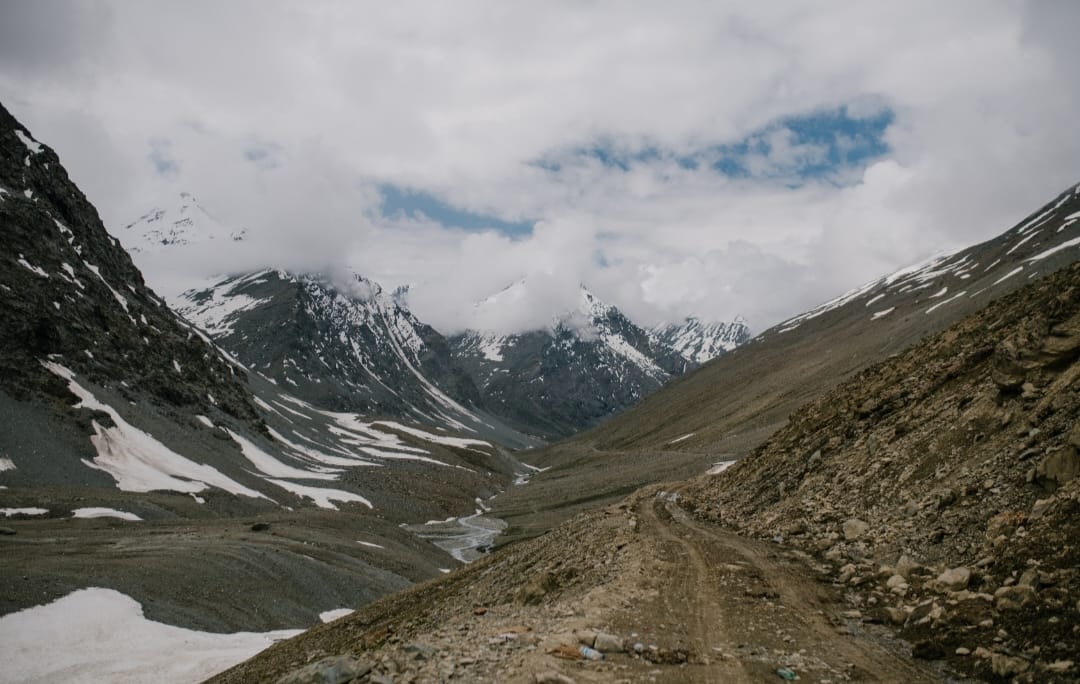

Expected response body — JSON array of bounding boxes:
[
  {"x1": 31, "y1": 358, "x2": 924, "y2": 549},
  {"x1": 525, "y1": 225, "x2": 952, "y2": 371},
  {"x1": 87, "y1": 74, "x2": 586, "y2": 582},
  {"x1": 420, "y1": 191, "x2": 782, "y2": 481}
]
[
  {"x1": 935, "y1": 567, "x2": 971, "y2": 591},
  {"x1": 991, "y1": 653, "x2": 1030, "y2": 677},
  {"x1": 994, "y1": 585, "x2": 1036, "y2": 611},
  {"x1": 842, "y1": 518, "x2": 869, "y2": 541}
]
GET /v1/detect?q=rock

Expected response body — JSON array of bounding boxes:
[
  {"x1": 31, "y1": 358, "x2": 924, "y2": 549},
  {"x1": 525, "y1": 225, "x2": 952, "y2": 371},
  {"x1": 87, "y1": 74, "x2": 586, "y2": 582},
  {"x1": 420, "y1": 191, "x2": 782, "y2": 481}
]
[
  {"x1": 895, "y1": 554, "x2": 920, "y2": 578},
  {"x1": 842, "y1": 518, "x2": 869, "y2": 540},
  {"x1": 841, "y1": 609, "x2": 862, "y2": 620},
  {"x1": 1018, "y1": 569, "x2": 1040, "y2": 588},
  {"x1": 593, "y1": 632, "x2": 624, "y2": 653},
  {"x1": 275, "y1": 656, "x2": 373, "y2": 684},
  {"x1": 886, "y1": 574, "x2": 909, "y2": 591},
  {"x1": 0, "y1": 526, "x2": 15, "y2": 535},
  {"x1": 1047, "y1": 660, "x2": 1074, "y2": 674},
  {"x1": 403, "y1": 643, "x2": 436, "y2": 661},
  {"x1": 974, "y1": 647, "x2": 993, "y2": 659},
  {"x1": 955, "y1": 647, "x2": 971, "y2": 655},
  {"x1": 1030, "y1": 497, "x2": 1055, "y2": 519},
  {"x1": 994, "y1": 585, "x2": 1036, "y2": 611},
  {"x1": 991, "y1": 653, "x2": 1030, "y2": 677},
  {"x1": 1036, "y1": 449, "x2": 1080, "y2": 489},
  {"x1": 576, "y1": 630, "x2": 596, "y2": 648},
  {"x1": 884, "y1": 607, "x2": 909, "y2": 625},
  {"x1": 912, "y1": 640, "x2": 945, "y2": 660},
  {"x1": 250, "y1": 522, "x2": 270, "y2": 532},
  {"x1": 935, "y1": 566, "x2": 971, "y2": 591},
  {"x1": 534, "y1": 673, "x2": 575, "y2": 684},
  {"x1": 473, "y1": 606, "x2": 487, "y2": 616}
]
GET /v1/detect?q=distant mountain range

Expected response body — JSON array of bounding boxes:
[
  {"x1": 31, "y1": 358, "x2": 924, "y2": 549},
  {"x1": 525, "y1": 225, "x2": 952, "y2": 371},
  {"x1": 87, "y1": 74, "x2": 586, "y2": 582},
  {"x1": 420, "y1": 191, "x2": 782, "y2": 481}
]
[{"x1": 142, "y1": 212, "x2": 750, "y2": 440}]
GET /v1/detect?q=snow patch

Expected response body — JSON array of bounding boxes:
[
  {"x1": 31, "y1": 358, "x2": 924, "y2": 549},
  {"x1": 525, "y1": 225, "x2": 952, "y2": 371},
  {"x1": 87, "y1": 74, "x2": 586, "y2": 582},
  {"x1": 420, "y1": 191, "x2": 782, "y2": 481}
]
[
  {"x1": 870, "y1": 307, "x2": 895, "y2": 320},
  {"x1": 1, "y1": 507, "x2": 48, "y2": 516},
  {"x1": 72, "y1": 507, "x2": 142, "y2": 521},
  {"x1": 15, "y1": 129, "x2": 43, "y2": 154},
  {"x1": 0, "y1": 457, "x2": 14, "y2": 472},
  {"x1": 265, "y1": 478, "x2": 372, "y2": 510},
  {"x1": 44, "y1": 362, "x2": 268, "y2": 499},
  {"x1": 319, "y1": 608, "x2": 354, "y2": 623},
  {"x1": 0, "y1": 588, "x2": 300, "y2": 684}
]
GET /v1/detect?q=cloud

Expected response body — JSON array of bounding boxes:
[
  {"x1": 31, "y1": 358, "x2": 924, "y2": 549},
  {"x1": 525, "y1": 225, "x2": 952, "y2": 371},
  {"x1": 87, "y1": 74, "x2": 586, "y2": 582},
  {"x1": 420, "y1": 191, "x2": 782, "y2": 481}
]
[{"x1": 1, "y1": 1, "x2": 1078, "y2": 335}]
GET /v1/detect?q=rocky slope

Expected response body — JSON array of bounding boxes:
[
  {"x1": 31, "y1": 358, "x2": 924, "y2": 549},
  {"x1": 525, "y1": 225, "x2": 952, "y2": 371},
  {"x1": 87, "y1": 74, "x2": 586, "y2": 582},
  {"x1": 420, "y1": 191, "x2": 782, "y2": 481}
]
[
  {"x1": 679, "y1": 261, "x2": 1080, "y2": 682},
  {"x1": 450, "y1": 284, "x2": 691, "y2": 439}
]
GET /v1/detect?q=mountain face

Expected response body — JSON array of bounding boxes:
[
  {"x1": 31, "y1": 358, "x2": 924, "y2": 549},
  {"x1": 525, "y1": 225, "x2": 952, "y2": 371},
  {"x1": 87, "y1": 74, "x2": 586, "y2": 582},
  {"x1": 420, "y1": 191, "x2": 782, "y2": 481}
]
[
  {"x1": 0, "y1": 104, "x2": 534, "y2": 635},
  {"x1": 0, "y1": 104, "x2": 259, "y2": 428},
  {"x1": 450, "y1": 284, "x2": 691, "y2": 439},
  {"x1": 653, "y1": 315, "x2": 751, "y2": 364},
  {"x1": 173, "y1": 269, "x2": 537, "y2": 446},
  {"x1": 118, "y1": 192, "x2": 246, "y2": 253}
]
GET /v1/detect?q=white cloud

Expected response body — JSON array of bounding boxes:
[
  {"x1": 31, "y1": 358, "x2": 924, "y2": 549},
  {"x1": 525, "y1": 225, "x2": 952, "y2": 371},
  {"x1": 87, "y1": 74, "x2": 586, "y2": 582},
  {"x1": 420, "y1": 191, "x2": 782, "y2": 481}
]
[{"x1": 1, "y1": 0, "x2": 1077, "y2": 334}]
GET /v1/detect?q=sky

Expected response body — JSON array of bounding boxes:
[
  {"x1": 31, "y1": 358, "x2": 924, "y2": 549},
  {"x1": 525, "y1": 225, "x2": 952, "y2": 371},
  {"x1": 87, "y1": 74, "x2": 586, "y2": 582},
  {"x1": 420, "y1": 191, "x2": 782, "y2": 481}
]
[{"x1": 2, "y1": 1, "x2": 1078, "y2": 335}]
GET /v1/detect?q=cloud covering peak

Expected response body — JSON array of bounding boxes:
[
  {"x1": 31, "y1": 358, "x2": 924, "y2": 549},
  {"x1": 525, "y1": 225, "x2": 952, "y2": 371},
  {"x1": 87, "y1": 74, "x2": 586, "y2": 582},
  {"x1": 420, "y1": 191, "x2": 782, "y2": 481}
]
[{"x1": 2, "y1": 1, "x2": 1078, "y2": 334}]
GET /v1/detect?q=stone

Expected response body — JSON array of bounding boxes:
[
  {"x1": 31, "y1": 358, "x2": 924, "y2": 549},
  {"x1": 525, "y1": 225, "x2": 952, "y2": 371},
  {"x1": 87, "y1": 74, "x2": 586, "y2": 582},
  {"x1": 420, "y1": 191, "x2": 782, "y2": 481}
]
[
  {"x1": 593, "y1": 632, "x2": 624, "y2": 653},
  {"x1": 250, "y1": 522, "x2": 270, "y2": 532},
  {"x1": 895, "y1": 554, "x2": 920, "y2": 578},
  {"x1": 955, "y1": 647, "x2": 971, "y2": 655},
  {"x1": 886, "y1": 574, "x2": 909, "y2": 590},
  {"x1": 935, "y1": 567, "x2": 971, "y2": 591},
  {"x1": 994, "y1": 585, "x2": 1036, "y2": 611},
  {"x1": 1047, "y1": 660, "x2": 1074, "y2": 674},
  {"x1": 1018, "y1": 569, "x2": 1040, "y2": 588},
  {"x1": 912, "y1": 640, "x2": 945, "y2": 660},
  {"x1": 0, "y1": 526, "x2": 15, "y2": 535},
  {"x1": 842, "y1": 518, "x2": 870, "y2": 540},
  {"x1": 1030, "y1": 497, "x2": 1055, "y2": 519},
  {"x1": 275, "y1": 656, "x2": 373, "y2": 684},
  {"x1": 884, "y1": 607, "x2": 909, "y2": 625},
  {"x1": 991, "y1": 653, "x2": 1030, "y2": 677},
  {"x1": 1036, "y1": 450, "x2": 1080, "y2": 488},
  {"x1": 403, "y1": 643, "x2": 436, "y2": 661},
  {"x1": 576, "y1": 630, "x2": 596, "y2": 648},
  {"x1": 534, "y1": 673, "x2": 575, "y2": 684}
]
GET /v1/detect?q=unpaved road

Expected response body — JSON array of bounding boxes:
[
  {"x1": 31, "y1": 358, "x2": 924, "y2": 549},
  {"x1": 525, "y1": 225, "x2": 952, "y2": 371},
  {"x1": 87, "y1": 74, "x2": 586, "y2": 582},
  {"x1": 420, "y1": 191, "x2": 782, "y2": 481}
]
[
  {"x1": 607, "y1": 493, "x2": 940, "y2": 682},
  {"x1": 213, "y1": 485, "x2": 946, "y2": 683}
]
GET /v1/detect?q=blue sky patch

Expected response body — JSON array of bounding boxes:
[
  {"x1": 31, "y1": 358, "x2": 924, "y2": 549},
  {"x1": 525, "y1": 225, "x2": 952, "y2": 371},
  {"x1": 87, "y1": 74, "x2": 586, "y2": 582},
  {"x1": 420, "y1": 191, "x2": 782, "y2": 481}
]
[
  {"x1": 379, "y1": 185, "x2": 534, "y2": 237},
  {"x1": 535, "y1": 105, "x2": 893, "y2": 184},
  {"x1": 148, "y1": 138, "x2": 179, "y2": 178}
]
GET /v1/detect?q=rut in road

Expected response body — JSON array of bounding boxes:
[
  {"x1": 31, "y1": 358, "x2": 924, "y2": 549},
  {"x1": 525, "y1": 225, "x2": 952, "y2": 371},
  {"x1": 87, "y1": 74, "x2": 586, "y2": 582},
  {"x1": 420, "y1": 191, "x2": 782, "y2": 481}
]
[{"x1": 612, "y1": 491, "x2": 941, "y2": 683}]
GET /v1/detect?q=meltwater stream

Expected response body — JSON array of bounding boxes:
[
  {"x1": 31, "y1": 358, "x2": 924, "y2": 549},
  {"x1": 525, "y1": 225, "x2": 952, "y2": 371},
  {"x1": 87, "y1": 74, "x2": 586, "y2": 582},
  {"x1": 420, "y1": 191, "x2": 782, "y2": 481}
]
[{"x1": 402, "y1": 511, "x2": 508, "y2": 563}]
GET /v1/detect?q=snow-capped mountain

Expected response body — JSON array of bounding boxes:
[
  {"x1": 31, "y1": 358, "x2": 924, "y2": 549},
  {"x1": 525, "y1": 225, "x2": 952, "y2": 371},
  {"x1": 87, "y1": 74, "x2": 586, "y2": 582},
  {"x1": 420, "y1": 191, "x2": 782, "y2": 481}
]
[
  {"x1": 653, "y1": 316, "x2": 751, "y2": 364},
  {"x1": 450, "y1": 282, "x2": 690, "y2": 439},
  {"x1": 173, "y1": 269, "x2": 537, "y2": 446},
  {"x1": 0, "y1": 103, "x2": 535, "y2": 636},
  {"x1": 119, "y1": 191, "x2": 246, "y2": 253}
]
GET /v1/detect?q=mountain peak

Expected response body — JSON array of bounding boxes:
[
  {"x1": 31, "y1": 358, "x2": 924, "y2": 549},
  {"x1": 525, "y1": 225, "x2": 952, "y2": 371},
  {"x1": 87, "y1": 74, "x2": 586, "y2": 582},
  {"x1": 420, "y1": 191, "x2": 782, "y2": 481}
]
[{"x1": 119, "y1": 192, "x2": 247, "y2": 254}]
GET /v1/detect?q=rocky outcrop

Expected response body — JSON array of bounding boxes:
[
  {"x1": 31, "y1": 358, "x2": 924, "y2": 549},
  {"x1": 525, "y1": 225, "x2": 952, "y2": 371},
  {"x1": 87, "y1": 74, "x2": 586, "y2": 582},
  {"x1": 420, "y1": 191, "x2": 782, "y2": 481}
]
[{"x1": 682, "y1": 262, "x2": 1080, "y2": 682}]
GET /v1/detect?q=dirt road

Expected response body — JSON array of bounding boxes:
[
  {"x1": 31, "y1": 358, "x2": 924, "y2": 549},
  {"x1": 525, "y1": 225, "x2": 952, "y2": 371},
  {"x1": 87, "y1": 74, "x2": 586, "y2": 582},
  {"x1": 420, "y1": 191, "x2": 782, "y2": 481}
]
[
  {"x1": 609, "y1": 493, "x2": 940, "y2": 682},
  {"x1": 213, "y1": 484, "x2": 948, "y2": 683}
]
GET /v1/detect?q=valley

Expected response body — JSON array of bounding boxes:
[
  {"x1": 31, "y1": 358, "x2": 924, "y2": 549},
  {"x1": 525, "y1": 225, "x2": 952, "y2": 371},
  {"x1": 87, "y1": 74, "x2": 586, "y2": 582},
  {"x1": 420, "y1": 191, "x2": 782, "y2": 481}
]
[{"x1": 2, "y1": 55, "x2": 1080, "y2": 683}]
